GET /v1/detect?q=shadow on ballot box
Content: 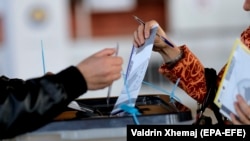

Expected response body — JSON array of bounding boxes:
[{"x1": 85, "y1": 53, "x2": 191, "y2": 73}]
[{"x1": 5, "y1": 94, "x2": 193, "y2": 141}]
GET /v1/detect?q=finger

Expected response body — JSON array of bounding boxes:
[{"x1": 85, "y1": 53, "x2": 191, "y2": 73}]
[
  {"x1": 230, "y1": 113, "x2": 242, "y2": 125},
  {"x1": 144, "y1": 20, "x2": 158, "y2": 38},
  {"x1": 237, "y1": 95, "x2": 250, "y2": 118},
  {"x1": 144, "y1": 22, "x2": 153, "y2": 38},
  {"x1": 109, "y1": 63, "x2": 123, "y2": 72},
  {"x1": 95, "y1": 48, "x2": 116, "y2": 57},
  {"x1": 138, "y1": 24, "x2": 146, "y2": 45},
  {"x1": 112, "y1": 72, "x2": 122, "y2": 81},
  {"x1": 99, "y1": 59, "x2": 122, "y2": 75},
  {"x1": 45, "y1": 72, "x2": 54, "y2": 75},
  {"x1": 114, "y1": 56, "x2": 123, "y2": 65},
  {"x1": 133, "y1": 30, "x2": 141, "y2": 47},
  {"x1": 234, "y1": 102, "x2": 250, "y2": 124},
  {"x1": 105, "y1": 57, "x2": 123, "y2": 67},
  {"x1": 106, "y1": 64, "x2": 122, "y2": 79}
]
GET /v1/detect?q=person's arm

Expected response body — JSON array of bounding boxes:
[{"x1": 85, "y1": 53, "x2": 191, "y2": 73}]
[
  {"x1": 133, "y1": 20, "x2": 207, "y2": 103},
  {"x1": 159, "y1": 45, "x2": 207, "y2": 103},
  {"x1": 0, "y1": 48, "x2": 123, "y2": 139},
  {"x1": 0, "y1": 66, "x2": 87, "y2": 139}
]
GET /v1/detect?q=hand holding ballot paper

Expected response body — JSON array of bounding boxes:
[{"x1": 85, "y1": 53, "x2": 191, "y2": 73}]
[
  {"x1": 111, "y1": 24, "x2": 158, "y2": 116},
  {"x1": 214, "y1": 39, "x2": 250, "y2": 123}
]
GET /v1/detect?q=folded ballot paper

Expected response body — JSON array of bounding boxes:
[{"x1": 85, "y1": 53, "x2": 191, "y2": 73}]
[
  {"x1": 110, "y1": 24, "x2": 158, "y2": 116},
  {"x1": 214, "y1": 39, "x2": 250, "y2": 120}
]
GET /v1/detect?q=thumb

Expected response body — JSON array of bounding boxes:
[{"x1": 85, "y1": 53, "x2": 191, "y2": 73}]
[{"x1": 45, "y1": 71, "x2": 54, "y2": 76}]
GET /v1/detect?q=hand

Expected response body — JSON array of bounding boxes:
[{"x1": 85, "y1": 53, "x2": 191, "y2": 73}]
[
  {"x1": 230, "y1": 94, "x2": 250, "y2": 125},
  {"x1": 133, "y1": 20, "x2": 181, "y2": 63},
  {"x1": 45, "y1": 72, "x2": 54, "y2": 75},
  {"x1": 77, "y1": 48, "x2": 123, "y2": 90},
  {"x1": 133, "y1": 20, "x2": 167, "y2": 48}
]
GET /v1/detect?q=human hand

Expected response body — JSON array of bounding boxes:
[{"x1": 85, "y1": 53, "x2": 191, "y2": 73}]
[
  {"x1": 133, "y1": 20, "x2": 181, "y2": 63},
  {"x1": 77, "y1": 48, "x2": 123, "y2": 90},
  {"x1": 45, "y1": 72, "x2": 54, "y2": 75},
  {"x1": 133, "y1": 20, "x2": 168, "y2": 49},
  {"x1": 230, "y1": 94, "x2": 250, "y2": 125}
]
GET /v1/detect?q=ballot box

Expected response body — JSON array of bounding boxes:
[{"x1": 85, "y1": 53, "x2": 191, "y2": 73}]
[{"x1": 7, "y1": 94, "x2": 193, "y2": 141}]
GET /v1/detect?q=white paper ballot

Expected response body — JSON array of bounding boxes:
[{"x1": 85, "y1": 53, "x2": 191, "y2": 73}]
[
  {"x1": 111, "y1": 24, "x2": 158, "y2": 115},
  {"x1": 214, "y1": 39, "x2": 250, "y2": 120}
]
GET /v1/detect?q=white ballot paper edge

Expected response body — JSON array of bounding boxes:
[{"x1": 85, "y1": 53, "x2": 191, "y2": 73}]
[
  {"x1": 110, "y1": 24, "x2": 158, "y2": 115},
  {"x1": 214, "y1": 39, "x2": 250, "y2": 120}
]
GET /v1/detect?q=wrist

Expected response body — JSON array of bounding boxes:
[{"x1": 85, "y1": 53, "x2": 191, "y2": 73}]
[{"x1": 165, "y1": 49, "x2": 183, "y2": 68}]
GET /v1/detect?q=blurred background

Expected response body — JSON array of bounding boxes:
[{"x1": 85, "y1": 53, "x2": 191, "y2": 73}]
[{"x1": 0, "y1": 0, "x2": 249, "y2": 119}]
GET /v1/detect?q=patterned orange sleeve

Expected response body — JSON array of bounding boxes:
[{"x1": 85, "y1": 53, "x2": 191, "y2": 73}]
[
  {"x1": 159, "y1": 45, "x2": 207, "y2": 103},
  {"x1": 159, "y1": 26, "x2": 250, "y2": 104}
]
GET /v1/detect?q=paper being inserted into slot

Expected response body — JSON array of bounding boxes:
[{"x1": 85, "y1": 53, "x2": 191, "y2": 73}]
[
  {"x1": 110, "y1": 24, "x2": 158, "y2": 116},
  {"x1": 68, "y1": 101, "x2": 94, "y2": 113}
]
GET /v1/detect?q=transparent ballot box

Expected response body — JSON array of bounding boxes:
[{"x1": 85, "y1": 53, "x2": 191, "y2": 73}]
[{"x1": 10, "y1": 94, "x2": 193, "y2": 141}]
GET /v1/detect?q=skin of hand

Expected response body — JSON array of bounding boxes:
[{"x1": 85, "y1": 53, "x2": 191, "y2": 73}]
[
  {"x1": 243, "y1": 0, "x2": 250, "y2": 11},
  {"x1": 45, "y1": 72, "x2": 53, "y2": 75},
  {"x1": 77, "y1": 48, "x2": 123, "y2": 90},
  {"x1": 230, "y1": 94, "x2": 250, "y2": 125},
  {"x1": 133, "y1": 20, "x2": 181, "y2": 63}
]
